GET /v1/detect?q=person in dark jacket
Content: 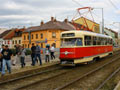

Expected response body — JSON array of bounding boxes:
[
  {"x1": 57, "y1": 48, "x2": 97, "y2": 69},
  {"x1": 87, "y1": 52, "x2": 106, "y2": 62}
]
[
  {"x1": 35, "y1": 43, "x2": 42, "y2": 65},
  {"x1": 31, "y1": 43, "x2": 36, "y2": 66},
  {"x1": 1, "y1": 45, "x2": 12, "y2": 76}
]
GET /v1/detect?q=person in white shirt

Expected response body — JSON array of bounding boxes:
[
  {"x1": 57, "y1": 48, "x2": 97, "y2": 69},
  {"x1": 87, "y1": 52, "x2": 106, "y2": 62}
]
[{"x1": 50, "y1": 45, "x2": 55, "y2": 60}]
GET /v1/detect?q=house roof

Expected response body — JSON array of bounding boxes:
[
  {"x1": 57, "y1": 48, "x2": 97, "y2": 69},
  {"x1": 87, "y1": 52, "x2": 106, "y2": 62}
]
[
  {"x1": 3, "y1": 29, "x2": 15, "y2": 40},
  {"x1": 24, "y1": 20, "x2": 76, "y2": 32},
  {"x1": 0, "y1": 30, "x2": 12, "y2": 38}
]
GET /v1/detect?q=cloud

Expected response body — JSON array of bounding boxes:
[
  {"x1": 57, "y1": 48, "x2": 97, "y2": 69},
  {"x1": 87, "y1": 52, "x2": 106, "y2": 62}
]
[{"x1": 0, "y1": 0, "x2": 119, "y2": 31}]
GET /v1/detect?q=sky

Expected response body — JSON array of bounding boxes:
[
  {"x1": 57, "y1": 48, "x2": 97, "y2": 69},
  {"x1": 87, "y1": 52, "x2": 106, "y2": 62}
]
[{"x1": 0, "y1": 0, "x2": 120, "y2": 32}]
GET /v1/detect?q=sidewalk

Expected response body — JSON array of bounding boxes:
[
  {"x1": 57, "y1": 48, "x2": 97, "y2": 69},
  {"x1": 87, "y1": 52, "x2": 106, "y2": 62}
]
[
  {"x1": 11, "y1": 56, "x2": 59, "y2": 69},
  {"x1": 3, "y1": 54, "x2": 60, "y2": 74}
]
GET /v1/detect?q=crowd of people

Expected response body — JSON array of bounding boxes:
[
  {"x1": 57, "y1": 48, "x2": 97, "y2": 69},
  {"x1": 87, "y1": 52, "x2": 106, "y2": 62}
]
[{"x1": 0, "y1": 43, "x2": 56, "y2": 76}]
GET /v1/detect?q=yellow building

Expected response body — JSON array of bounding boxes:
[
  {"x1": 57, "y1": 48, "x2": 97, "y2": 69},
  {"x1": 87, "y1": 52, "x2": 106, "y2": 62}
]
[
  {"x1": 22, "y1": 17, "x2": 75, "y2": 48},
  {"x1": 74, "y1": 17, "x2": 100, "y2": 33}
]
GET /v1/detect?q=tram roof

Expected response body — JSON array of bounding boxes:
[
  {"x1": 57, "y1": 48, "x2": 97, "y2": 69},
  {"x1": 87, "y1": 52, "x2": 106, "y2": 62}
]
[{"x1": 61, "y1": 30, "x2": 112, "y2": 38}]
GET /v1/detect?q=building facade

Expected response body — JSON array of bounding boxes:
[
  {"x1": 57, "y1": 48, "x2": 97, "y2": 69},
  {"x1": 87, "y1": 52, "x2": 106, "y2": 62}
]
[
  {"x1": 104, "y1": 28, "x2": 118, "y2": 46},
  {"x1": 22, "y1": 17, "x2": 75, "y2": 48},
  {"x1": 74, "y1": 17, "x2": 100, "y2": 33},
  {"x1": 0, "y1": 30, "x2": 12, "y2": 48},
  {"x1": 12, "y1": 28, "x2": 25, "y2": 48}
]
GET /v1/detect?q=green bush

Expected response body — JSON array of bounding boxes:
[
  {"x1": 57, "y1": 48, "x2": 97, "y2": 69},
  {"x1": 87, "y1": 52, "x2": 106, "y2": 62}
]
[
  {"x1": 10, "y1": 48, "x2": 32, "y2": 56},
  {"x1": 10, "y1": 49, "x2": 16, "y2": 56},
  {"x1": 25, "y1": 49, "x2": 32, "y2": 55}
]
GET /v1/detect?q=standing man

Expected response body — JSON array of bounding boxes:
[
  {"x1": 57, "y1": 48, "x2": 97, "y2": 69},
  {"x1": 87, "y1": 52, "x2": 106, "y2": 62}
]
[
  {"x1": 1, "y1": 45, "x2": 12, "y2": 76},
  {"x1": 31, "y1": 43, "x2": 36, "y2": 66},
  {"x1": 50, "y1": 44, "x2": 55, "y2": 60},
  {"x1": 35, "y1": 43, "x2": 42, "y2": 65}
]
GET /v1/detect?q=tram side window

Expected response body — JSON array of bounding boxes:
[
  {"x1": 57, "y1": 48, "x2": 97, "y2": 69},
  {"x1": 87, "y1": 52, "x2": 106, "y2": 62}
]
[
  {"x1": 107, "y1": 39, "x2": 109, "y2": 45},
  {"x1": 101, "y1": 38, "x2": 104, "y2": 45},
  {"x1": 105, "y1": 38, "x2": 107, "y2": 45},
  {"x1": 97, "y1": 37, "x2": 101, "y2": 45},
  {"x1": 84, "y1": 36, "x2": 91, "y2": 46},
  {"x1": 76, "y1": 38, "x2": 82, "y2": 46},
  {"x1": 107, "y1": 38, "x2": 110, "y2": 45},
  {"x1": 110, "y1": 39, "x2": 112, "y2": 45},
  {"x1": 93, "y1": 37, "x2": 97, "y2": 45}
]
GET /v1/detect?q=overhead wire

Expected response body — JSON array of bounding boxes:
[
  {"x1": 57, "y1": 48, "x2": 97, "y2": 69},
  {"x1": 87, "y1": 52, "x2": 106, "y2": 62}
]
[
  {"x1": 71, "y1": 0, "x2": 119, "y2": 31},
  {"x1": 108, "y1": 0, "x2": 119, "y2": 10}
]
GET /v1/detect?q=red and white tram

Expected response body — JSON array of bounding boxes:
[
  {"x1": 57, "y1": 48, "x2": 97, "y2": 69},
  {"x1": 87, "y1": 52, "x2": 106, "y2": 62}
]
[{"x1": 59, "y1": 30, "x2": 113, "y2": 65}]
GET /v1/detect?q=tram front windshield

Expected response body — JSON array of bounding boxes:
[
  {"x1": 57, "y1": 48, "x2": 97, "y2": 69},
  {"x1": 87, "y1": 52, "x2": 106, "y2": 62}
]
[{"x1": 61, "y1": 38, "x2": 82, "y2": 47}]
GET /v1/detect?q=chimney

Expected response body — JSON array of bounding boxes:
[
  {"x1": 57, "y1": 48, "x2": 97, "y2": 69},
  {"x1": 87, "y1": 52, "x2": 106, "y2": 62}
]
[
  {"x1": 54, "y1": 18, "x2": 57, "y2": 22},
  {"x1": 23, "y1": 26, "x2": 26, "y2": 29},
  {"x1": 51, "y1": 17, "x2": 54, "y2": 21},
  {"x1": 64, "y1": 19, "x2": 68, "y2": 23},
  {"x1": 40, "y1": 20, "x2": 44, "y2": 25}
]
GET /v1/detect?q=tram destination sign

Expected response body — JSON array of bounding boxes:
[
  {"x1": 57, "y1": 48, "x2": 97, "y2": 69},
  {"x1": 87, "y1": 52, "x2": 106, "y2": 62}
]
[{"x1": 62, "y1": 33, "x2": 75, "y2": 37}]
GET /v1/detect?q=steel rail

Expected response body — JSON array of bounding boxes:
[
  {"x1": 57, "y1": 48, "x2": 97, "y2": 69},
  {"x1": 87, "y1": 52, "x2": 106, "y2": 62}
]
[
  {"x1": 96, "y1": 66, "x2": 120, "y2": 90},
  {"x1": 55, "y1": 56, "x2": 120, "y2": 90},
  {"x1": 0, "y1": 66, "x2": 62, "y2": 85},
  {"x1": 15, "y1": 71, "x2": 68, "y2": 90},
  {"x1": 16, "y1": 50, "x2": 120, "y2": 90}
]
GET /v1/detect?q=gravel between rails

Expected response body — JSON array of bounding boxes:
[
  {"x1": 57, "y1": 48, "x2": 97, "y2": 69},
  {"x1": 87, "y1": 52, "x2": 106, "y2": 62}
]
[
  {"x1": 18, "y1": 51, "x2": 120, "y2": 90},
  {"x1": 60, "y1": 56, "x2": 120, "y2": 90},
  {"x1": 0, "y1": 67, "x2": 68, "y2": 90}
]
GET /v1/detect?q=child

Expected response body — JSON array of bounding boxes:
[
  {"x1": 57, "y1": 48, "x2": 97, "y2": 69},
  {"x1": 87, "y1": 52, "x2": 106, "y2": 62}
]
[{"x1": 45, "y1": 48, "x2": 50, "y2": 62}]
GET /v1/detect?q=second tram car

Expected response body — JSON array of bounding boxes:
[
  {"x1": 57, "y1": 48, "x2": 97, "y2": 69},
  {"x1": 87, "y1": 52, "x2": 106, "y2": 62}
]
[{"x1": 59, "y1": 30, "x2": 113, "y2": 65}]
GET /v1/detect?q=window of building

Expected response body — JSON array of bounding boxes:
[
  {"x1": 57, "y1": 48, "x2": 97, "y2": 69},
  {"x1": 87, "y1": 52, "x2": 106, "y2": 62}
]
[
  {"x1": 52, "y1": 32, "x2": 56, "y2": 38},
  {"x1": 25, "y1": 44, "x2": 27, "y2": 48},
  {"x1": 23, "y1": 44, "x2": 24, "y2": 48},
  {"x1": 41, "y1": 33, "x2": 43, "y2": 39},
  {"x1": 85, "y1": 36, "x2": 92, "y2": 46},
  {"x1": 12, "y1": 40, "x2": 14, "y2": 44},
  {"x1": 28, "y1": 35, "x2": 29, "y2": 40},
  {"x1": 24, "y1": 35, "x2": 26, "y2": 40},
  {"x1": 19, "y1": 40, "x2": 21, "y2": 44},
  {"x1": 41, "y1": 43, "x2": 43, "y2": 48},
  {"x1": 28, "y1": 44, "x2": 29, "y2": 48},
  {"x1": 31, "y1": 34, "x2": 34, "y2": 39},
  {"x1": 15, "y1": 40, "x2": 17, "y2": 44},
  {"x1": 36, "y1": 34, "x2": 38, "y2": 39}
]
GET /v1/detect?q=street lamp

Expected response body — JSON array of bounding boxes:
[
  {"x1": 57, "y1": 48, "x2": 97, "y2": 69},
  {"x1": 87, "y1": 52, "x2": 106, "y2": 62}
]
[{"x1": 92, "y1": 8, "x2": 104, "y2": 34}]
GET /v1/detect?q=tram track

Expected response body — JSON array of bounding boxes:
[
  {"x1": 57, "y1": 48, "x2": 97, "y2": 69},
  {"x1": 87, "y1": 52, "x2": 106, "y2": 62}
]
[
  {"x1": 0, "y1": 66, "x2": 65, "y2": 90},
  {"x1": 55, "y1": 56, "x2": 120, "y2": 90},
  {"x1": 0, "y1": 50, "x2": 120, "y2": 90},
  {"x1": 14, "y1": 51, "x2": 120, "y2": 90},
  {"x1": 96, "y1": 66, "x2": 120, "y2": 90}
]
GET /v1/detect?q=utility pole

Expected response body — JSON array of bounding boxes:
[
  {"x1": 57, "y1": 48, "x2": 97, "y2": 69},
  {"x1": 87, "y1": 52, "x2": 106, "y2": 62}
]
[{"x1": 102, "y1": 8, "x2": 104, "y2": 34}]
